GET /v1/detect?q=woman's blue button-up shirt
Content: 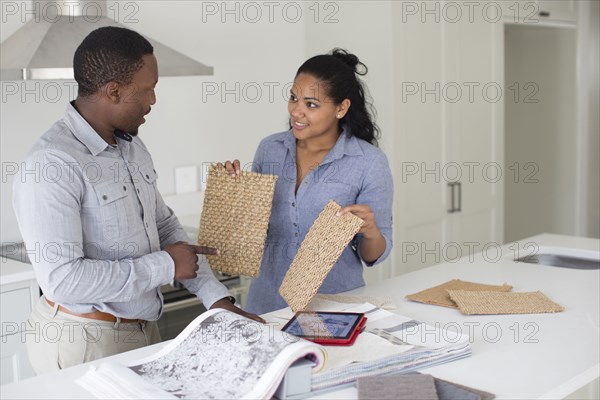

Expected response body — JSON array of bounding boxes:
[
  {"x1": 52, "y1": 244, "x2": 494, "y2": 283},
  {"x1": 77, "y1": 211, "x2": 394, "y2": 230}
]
[{"x1": 246, "y1": 128, "x2": 394, "y2": 314}]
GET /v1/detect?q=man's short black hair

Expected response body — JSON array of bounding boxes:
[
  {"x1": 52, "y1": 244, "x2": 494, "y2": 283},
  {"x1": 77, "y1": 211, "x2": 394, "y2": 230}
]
[{"x1": 74, "y1": 26, "x2": 154, "y2": 97}]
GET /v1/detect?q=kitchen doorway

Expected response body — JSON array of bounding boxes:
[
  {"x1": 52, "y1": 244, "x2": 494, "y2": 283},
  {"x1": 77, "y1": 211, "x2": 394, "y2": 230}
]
[{"x1": 504, "y1": 23, "x2": 578, "y2": 243}]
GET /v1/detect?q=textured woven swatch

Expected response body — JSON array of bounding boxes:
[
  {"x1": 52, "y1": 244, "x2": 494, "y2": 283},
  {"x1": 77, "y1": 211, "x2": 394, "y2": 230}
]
[
  {"x1": 447, "y1": 290, "x2": 565, "y2": 315},
  {"x1": 357, "y1": 374, "x2": 439, "y2": 400},
  {"x1": 435, "y1": 377, "x2": 496, "y2": 400},
  {"x1": 279, "y1": 200, "x2": 363, "y2": 312},
  {"x1": 406, "y1": 279, "x2": 513, "y2": 308},
  {"x1": 197, "y1": 165, "x2": 277, "y2": 277},
  {"x1": 358, "y1": 373, "x2": 496, "y2": 400}
]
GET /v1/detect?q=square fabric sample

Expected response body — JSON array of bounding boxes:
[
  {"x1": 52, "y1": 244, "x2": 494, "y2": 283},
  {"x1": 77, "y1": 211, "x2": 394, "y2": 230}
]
[
  {"x1": 435, "y1": 378, "x2": 496, "y2": 400},
  {"x1": 358, "y1": 373, "x2": 495, "y2": 400},
  {"x1": 197, "y1": 165, "x2": 277, "y2": 277},
  {"x1": 447, "y1": 290, "x2": 565, "y2": 315},
  {"x1": 357, "y1": 374, "x2": 439, "y2": 400},
  {"x1": 406, "y1": 279, "x2": 513, "y2": 308},
  {"x1": 279, "y1": 200, "x2": 363, "y2": 312}
]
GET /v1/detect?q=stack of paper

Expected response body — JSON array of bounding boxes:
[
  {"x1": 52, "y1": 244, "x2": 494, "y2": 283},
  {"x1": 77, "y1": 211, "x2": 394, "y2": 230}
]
[
  {"x1": 263, "y1": 299, "x2": 472, "y2": 394},
  {"x1": 309, "y1": 303, "x2": 472, "y2": 391}
]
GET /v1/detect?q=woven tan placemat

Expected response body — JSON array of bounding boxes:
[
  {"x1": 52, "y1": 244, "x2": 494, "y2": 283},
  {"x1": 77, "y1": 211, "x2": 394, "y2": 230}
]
[
  {"x1": 279, "y1": 200, "x2": 363, "y2": 312},
  {"x1": 448, "y1": 290, "x2": 565, "y2": 315},
  {"x1": 406, "y1": 279, "x2": 513, "y2": 308},
  {"x1": 196, "y1": 165, "x2": 277, "y2": 277}
]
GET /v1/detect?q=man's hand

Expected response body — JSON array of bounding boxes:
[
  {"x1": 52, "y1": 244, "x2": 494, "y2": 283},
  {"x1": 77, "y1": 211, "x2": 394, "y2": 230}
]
[
  {"x1": 164, "y1": 242, "x2": 219, "y2": 280},
  {"x1": 210, "y1": 297, "x2": 266, "y2": 324}
]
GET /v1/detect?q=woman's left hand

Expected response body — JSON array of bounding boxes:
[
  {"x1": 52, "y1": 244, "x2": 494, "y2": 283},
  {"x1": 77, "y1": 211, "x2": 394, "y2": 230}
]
[{"x1": 337, "y1": 204, "x2": 381, "y2": 239}]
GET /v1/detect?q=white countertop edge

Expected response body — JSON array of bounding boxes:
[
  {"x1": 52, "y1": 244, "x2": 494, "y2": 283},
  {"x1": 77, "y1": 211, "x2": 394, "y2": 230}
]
[
  {"x1": 538, "y1": 364, "x2": 600, "y2": 399},
  {"x1": 0, "y1": 269, "x2": 36, "y2": 286},
  {"x1": 0, "y1": 257, "x2": 36, "y2": 286}
]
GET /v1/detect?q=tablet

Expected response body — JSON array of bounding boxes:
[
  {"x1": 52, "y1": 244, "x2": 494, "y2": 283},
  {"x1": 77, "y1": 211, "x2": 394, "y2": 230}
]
[{"x1": 281, "y1": 311, "x2": 367, "y2": 346}]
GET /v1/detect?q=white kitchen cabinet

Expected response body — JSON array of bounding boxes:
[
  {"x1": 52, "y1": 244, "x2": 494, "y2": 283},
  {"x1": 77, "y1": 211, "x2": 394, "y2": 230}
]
[
  {"x1": 391, "y1": 1, "x2": 504, "y2": 274},
  {"x1": 1, "y1": 331, "x2": 34, "y2": 385},
  {"x1": 0, "y1": 259, "x2": 40, "y2": 384},
  {"x1": 538, "y1": 0, "x2": 577, "y2": 22},
  {"x1": 502, "y1": 0, "x2": 577, "y2": 25}
]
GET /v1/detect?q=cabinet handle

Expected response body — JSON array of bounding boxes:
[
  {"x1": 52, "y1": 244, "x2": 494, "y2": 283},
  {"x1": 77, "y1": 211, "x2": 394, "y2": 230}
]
[
  {"x1": 456, "y1": 181, "x2": 462, "y2": 212},
  {"x1": 447, "y1": 182, "x2": 456, "y2": 213}
]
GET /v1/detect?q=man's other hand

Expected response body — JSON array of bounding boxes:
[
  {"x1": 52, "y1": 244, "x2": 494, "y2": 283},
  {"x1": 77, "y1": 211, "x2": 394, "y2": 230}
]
[{"x1": 210, "y1": 297, "x2": 266, "y2": 324}]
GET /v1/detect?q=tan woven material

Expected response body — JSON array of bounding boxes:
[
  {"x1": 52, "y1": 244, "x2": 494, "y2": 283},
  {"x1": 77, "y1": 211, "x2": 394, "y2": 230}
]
[
  {"x1": 196, "y1": 165, "x2": 277, "y2": 277},
  {"x1": 279, "y1": 200, "x2": 363, "y2": 312},
  {"x1": 406, "y1": 279, "x2": 513, "y2": 308},
  {"x1": 448, "y1": 290, "x2": 565, "y2": 315}
]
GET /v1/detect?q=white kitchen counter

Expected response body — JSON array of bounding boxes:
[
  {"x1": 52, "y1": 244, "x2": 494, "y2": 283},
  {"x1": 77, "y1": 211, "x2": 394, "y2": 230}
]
[
  {"x1": 0, "y1": 257, "x2": 36, "y2": 286},
  {"x1": 1, "y1": 234, "x2": 598, "y2": 399}
]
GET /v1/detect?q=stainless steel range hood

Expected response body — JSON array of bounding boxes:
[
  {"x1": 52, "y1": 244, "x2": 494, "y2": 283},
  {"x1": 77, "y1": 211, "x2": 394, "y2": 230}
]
[{"x1": 0, "y1": 0, "x2": 213, "y2": 80}]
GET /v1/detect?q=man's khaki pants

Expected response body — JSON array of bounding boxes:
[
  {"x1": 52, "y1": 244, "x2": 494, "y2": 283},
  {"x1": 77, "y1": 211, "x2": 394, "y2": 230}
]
[{"x1": 26, "y1": 296, "x2": 161, "y2": 375}]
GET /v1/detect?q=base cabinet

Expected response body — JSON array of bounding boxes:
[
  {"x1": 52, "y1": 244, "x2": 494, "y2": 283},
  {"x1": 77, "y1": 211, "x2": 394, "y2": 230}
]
[
  {"x1": 1, "y1": 332, "x2": 34, "y2": 385},
  {"x1": 0, "y1": 276, "x2": 39, "y2": 384}
]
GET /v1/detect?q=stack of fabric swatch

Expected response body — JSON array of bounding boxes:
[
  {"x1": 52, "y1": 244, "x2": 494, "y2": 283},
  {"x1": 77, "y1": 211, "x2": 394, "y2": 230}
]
[{"x1": 406, "y1": 279, "x2": 564, "y2": 315}]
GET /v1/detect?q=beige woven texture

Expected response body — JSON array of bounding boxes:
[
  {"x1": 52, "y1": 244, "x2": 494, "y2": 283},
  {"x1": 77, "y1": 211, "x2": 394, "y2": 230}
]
[
  {"x1": 279, "y1": 200, "x2": 363, "y2": 312},
  {"x1": 448, "y1": 290, "x2": 565, "y2": 315},
  {"x1": 197, "y1": 165, "x2": 277, "y2": 277},
  {"x1": 406, "y1": 279, "x2": 513, "y2": 308}
]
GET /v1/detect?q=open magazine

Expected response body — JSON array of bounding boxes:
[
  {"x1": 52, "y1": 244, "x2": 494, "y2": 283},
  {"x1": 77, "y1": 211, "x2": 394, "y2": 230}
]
[{"x1": 76, "y1": 309, "x2": 325, "y2": 399}]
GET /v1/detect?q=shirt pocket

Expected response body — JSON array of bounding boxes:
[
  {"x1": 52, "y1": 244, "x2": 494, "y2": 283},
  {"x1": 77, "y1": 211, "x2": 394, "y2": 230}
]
[
  {"x1": 92, "y1": 180, "x2": 130, "y2": 241},
  {"x1": 317, "y1": 181, "x2": 359, "y2": 208},
  {"x1": 138, "y1": 164, "x2": 158, "y2": 219}
]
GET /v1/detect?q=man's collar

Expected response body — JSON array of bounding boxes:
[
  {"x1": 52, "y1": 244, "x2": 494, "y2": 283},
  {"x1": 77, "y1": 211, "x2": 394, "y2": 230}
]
[{"x1": 63, "y1": 101, "x2": 113, "y2": 156}]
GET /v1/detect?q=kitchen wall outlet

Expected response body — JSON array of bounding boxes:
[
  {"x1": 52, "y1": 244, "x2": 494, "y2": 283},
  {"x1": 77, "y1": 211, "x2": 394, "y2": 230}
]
[
  {"x1": 175, "y1": 166, "x2": 198, "y2": 194},
  {"x1": 200, "y1": 163, "x2": 212, "y2": 192}
]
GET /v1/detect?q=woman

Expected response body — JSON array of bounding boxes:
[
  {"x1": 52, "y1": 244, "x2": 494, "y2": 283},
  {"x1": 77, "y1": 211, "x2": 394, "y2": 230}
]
[{"x1": 227, "y1": 49, "x2": 393, "y2": 314}]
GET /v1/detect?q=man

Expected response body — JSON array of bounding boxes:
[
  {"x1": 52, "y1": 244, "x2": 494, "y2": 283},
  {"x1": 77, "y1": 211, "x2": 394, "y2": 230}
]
[{"x1": 13, "y1": 26, "x2": 263, "y2": 374}]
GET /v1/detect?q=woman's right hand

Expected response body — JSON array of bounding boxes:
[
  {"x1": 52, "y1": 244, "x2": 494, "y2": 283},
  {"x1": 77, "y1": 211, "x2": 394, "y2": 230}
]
[{"x1": 217, "y1": 159, "x2": 241, "y2": 178}]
